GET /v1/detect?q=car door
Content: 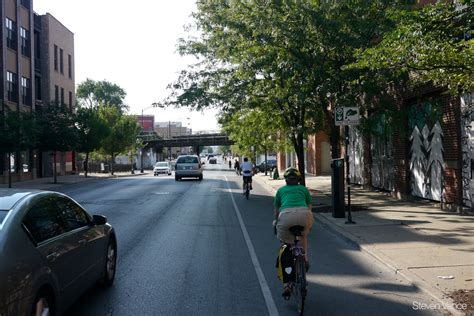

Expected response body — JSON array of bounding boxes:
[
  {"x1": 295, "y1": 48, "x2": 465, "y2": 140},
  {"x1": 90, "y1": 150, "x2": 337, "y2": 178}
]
[
  {"x1": 57, "y1": 197, "x2": 105, "y2": 287},
  {"x1": 22, "y1": 195, "x2": 83, "y2": 303}
]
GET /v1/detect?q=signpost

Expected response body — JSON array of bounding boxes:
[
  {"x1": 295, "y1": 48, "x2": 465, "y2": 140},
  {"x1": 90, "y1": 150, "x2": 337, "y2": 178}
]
[
  {"x1": 335, "y1": 107, "x2": 360, "y2": 126},
  {"x1": 334, "y1": 107, "x2": 359, "y2": 224}
]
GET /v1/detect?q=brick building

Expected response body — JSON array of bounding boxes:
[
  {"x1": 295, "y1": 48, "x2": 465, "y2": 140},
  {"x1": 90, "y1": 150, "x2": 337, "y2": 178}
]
[
  {"x1": 1, "y1": 0, "x2": 35, "y2": 183},
  {"x1": 347, "y1": 89, "x2": 472, "y2": 211},
  {"x1": 1, "y1": 0, "x2": 75, "y2": 184}
]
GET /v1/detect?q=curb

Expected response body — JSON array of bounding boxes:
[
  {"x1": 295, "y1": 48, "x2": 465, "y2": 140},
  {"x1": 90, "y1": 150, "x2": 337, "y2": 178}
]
[
  {"x1": 0, "y1": 171, "x2": 151, "y2": 190},
  {"x1": 314, "y1": 210, "x2": 464, "y2": 316}
]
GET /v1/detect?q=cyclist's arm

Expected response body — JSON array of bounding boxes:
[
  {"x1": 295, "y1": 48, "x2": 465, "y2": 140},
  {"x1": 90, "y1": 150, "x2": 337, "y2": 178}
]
[{"x1": 274, "y1": 206, "x2": 280, "y2": 221}]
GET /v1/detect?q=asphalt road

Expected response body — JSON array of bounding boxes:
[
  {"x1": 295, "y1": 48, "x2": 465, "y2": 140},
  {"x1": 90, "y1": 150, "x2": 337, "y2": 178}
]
[{"x1": 55, "y1": 166, "x2": 442, "y2": 316}]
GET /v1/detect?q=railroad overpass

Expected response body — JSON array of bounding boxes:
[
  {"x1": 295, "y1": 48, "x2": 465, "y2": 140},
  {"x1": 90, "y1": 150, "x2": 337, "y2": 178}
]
[{"x1": 145, "y1": 133, "x2": 234, "y2": 153}]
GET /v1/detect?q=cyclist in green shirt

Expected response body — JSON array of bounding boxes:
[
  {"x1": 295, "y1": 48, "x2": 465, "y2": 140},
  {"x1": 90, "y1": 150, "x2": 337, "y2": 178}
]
[{"x1": 273, "y1": 167, "x2": 314, "y2": 263}]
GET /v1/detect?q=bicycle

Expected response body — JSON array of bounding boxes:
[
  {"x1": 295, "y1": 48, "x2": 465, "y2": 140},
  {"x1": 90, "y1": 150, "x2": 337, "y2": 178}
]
[
  {"x1": 278, "y1": 225, "x2": 307, "y2": 315},
  {"x1": 243, "y1": 176, "x2": 251, "y2": 199}
]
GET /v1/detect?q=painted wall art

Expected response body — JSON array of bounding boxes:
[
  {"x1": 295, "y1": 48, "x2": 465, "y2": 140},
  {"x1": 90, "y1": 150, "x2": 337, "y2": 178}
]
[
  {"x1": 348, "y1": 126, "x2": 364, "y2": 184},
  {"x1": 408, "y1": 102, "x2": 444, "y2": 201},
  {"x1": 461, "y1": 93, "x2": 474, "y2": 207}
]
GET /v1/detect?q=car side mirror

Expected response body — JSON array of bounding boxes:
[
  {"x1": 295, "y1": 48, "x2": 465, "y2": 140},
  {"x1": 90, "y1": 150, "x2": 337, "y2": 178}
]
[{"x1": 93, "y1": 215, "x2": 107, "y2": 225}]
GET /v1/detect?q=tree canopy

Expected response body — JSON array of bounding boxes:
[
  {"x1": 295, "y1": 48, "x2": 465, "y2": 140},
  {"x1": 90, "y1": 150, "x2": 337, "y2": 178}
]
[
  {"x1": 98, "y1": 106, "x2": 140, "y2": 174},
  {"x1": 166, "y1": 0, "x2": 402, "y2": 183},
  {"x1": 77, "y1": 79, "x2": 128, "y2": 113},
  {"x1": 352, "y1": 1, "x2": 473, "y2": 94}
]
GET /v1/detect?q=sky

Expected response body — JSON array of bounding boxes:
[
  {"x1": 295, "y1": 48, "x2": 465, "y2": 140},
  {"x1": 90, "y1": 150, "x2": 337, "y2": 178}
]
[{"x1": 33, "y1": 0, "x2": 220, "y2": 132}]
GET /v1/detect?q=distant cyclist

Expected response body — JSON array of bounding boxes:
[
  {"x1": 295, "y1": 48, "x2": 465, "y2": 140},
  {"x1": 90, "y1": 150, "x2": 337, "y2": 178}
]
[
  {"x1": 273, "y1": 167, "x2": 313, "y2": 267},
  {"x1": 234, "y1": 159, "x2": 241, "y2": 175},
  {"x1": 241, "y1": 157, "x2": 253, "y2": 193}
]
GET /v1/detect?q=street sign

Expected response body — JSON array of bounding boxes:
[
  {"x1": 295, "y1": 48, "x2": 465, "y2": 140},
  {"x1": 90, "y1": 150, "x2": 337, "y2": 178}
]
[
  {"x1": 335, "y1": 107, "x2": 360, "y2": 126},
  {"x1": 335, "y1": 107, "x2": 344, "y2": 126}
]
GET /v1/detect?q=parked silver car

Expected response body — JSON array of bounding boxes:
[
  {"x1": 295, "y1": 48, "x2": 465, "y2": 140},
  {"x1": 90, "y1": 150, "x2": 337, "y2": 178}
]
[
  {"x1": 175, "y1": 155, "x2": 203, "y2": 181},
  {"x1": 0, "y1": 189, "x2": 117, "y2": 316}
]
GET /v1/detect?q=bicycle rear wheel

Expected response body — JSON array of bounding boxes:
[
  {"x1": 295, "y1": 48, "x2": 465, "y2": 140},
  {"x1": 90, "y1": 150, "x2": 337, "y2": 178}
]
[
  {"x1": 245, "y1": 185, "x2": 250, "y2": 200},
  {"x1": 293, "y1": 256, "x2": 306, "y2": 315}
]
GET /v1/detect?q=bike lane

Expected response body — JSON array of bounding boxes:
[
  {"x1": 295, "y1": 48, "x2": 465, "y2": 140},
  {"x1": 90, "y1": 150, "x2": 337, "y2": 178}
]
[{"x1": 228, "y1": 173, "x2": 442, "y2": 316}]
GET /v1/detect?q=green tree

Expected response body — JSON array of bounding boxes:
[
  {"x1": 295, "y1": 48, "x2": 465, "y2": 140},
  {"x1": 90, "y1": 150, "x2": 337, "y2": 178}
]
[
  {"x1": 36, "y1": 103, "x2": 78, "y2": 184},
  {"x1": 165, "y1": 1, "x2": 399, "y2": 184},
  {"x1": 0, "y1": 104, "x2": 37, "y2": 188},
  {"x1": 99, "y1": 106, "x2": 140, "y2": 175},
  {"x1": 220, "y1": 109, "x2": 289, "y2": 173},
  {"x1": 77, "y1": 79, "x2": 128, "y2": 113},
  {"x1": 353, "y1": 1, "x2": 473, "y2": 94},
  {"x1": 75, "y1": 107, "x2": 110, "y2": 177}
]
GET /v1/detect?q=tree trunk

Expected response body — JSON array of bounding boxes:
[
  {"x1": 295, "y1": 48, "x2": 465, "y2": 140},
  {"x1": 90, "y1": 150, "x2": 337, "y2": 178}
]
[
  {"x1": 110, "y1": 154, "x2": 114, "y2": 175},
  {"x1": 7, "y1": 153, "x2": 12, "y2": 188},
  {"x1": 53, "y1": 151, "x2": 57, "y2": 184},
  {"x1": 264, "y1": 148, "x2": 268, "y2": 176},
  {"x1": 84, "y1": 151, "x2": 89, "y2": 178},
  {"x1": 330, "y1": 124, "x2": 341, "y2": 159},
  {"x1": 295, "y1": 132, "x2": 306, "y2": 186}
]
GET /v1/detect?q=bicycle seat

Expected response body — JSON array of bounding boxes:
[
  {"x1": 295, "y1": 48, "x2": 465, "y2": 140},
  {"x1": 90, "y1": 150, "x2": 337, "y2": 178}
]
[{"x1": 289, "y1": 225, "x2": 304, "y2": 236}]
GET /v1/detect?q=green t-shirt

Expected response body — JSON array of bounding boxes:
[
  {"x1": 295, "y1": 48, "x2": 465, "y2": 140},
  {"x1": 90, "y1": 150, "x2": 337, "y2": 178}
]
[{"x1": 274, "y1": 184, "x2": 312, "y2": 211}]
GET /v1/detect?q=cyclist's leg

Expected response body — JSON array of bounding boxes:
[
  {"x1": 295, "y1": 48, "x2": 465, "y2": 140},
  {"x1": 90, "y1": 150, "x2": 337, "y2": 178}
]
[{"x1": 277, "y1": 207, "x2": 313, "y2": 254}]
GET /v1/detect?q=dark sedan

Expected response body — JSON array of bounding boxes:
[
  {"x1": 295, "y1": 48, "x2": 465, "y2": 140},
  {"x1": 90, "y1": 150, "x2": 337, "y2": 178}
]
[
  {"x1": 0, "y1": 189, "x2": 117, "y2": 316},
  {"x1": 257, "y1": 159, "x2": 277, "y2": 172}
]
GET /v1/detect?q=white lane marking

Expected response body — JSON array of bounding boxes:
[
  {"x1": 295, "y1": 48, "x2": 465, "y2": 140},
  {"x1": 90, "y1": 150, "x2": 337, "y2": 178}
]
[{"x1": 224, "y1": 175, "x2": 279, "y2": 316}]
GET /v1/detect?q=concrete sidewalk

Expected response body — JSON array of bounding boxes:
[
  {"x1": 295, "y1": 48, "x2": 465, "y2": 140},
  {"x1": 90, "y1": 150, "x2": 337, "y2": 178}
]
[
  {"x1": 254, "y1": 173, "x2": 474, "y2": 315},
  {"x1": 0, "y1": 171, "x2": 149, "y2": 190}
]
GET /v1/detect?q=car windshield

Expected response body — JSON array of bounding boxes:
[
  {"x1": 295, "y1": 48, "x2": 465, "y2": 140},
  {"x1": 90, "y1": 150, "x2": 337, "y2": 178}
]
[
  {"x1": 0, "y1": 209, "x2": 9, "y2": 228},
  {"x1": 177, "y1": 156, "x2": 198, "y2": 164},
  {"x1": 156, "y1": 162, "x2": 168, "y2": 167}
]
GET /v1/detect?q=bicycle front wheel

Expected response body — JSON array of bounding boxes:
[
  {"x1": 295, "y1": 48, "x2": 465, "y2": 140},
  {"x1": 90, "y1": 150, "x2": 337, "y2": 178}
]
[{"x1": 293, "y1": 256, "x2": 307, "y2": 315}]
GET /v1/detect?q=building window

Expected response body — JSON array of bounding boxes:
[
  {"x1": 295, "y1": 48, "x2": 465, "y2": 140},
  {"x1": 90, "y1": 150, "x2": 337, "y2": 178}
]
[
  {"x1": 60, "y1": 88, "x2": 64, "y2": 105},
  {"x1": 68, "y1": 54, "x2": 72, "y2": 79},
  {"x1": 34, "y1": 31, "x2": 41, "y2": 59},
  {"x1": 6, "y1": 71, "x2": 18, "y2": 102},
  {"x1": 35, "y1": 76, "x2": 42, "y2": 100},
  {"x1": 20, "y1": 0, "x2": 30, "y2": 9},
  {"x1": 20, "y1": 27, "x2": 31, "y2": 57},
  {"x1": 54, "y1": 45, "x2": 58, "y2": 71},
  {"x1": 6, "y1": 18, "x2": 17, "y2": 50},
  {"x1": 21, "y1": 77, "x2": 31, "y2": 105},
  {"x1": 69, "y1": 91, "x2": 73, "y2": 108},
  {"x1": 59, "y1": 48, "x2": 64, "y2": 74},
  {"x1": 55, "y1": 85, "x2": 59, "y2": 103}
]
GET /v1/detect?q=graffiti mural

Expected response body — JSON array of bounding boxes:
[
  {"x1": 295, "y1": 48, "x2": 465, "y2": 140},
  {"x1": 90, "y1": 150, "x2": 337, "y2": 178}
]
[
  {"x1": 348, "y1": 126, "x2": 364, "y2": 184},
  {"x1": 408, "y1": 102, "x2": 444, "y2": 201},
  {"x1": 371, "y1": 133, "x2": 394, "y2": 191},
  {"x1": 461, "y1": 93, "x2": 474, "y2": 207}
]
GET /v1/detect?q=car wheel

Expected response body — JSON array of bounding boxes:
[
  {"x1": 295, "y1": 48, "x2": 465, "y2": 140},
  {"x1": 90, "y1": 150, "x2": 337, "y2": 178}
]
[
  {"x1": 32, "y1": 288, "x2": 55, "y2": 316},
  {"x1": 199, "y1": 175, "x2": 203, "y2": 181},
  {"x1": 100, "y1": 238, "x2": 117, "y2": 287},
  {"x1": 175, "y1": 176, "x2": 180, "y2": 181}
]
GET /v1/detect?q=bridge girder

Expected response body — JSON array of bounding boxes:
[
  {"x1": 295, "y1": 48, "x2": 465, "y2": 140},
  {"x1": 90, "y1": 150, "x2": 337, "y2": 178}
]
[{"x1": 144, "y1": 133, "x2": 234, "y2": 150}]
